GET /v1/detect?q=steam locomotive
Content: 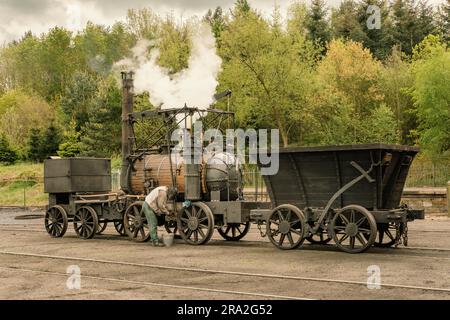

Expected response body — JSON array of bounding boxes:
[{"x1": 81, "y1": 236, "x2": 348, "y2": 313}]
[{"x1": 43, "y1": 71, "x2": 424, "y2": 253}]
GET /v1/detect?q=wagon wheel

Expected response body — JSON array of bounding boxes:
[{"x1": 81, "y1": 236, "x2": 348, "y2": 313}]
[
  {"x1": 331, "y1": 205, "x2": 377, "y2": 253},
  {"x1": 44, "y1": 205, "x2": 68, "y2": 238},
  {"x1": 218, "y1": 222, "x2": 250, "y2": 241},
  {"x1": 96, "y1": 220, "x2": 108, "y2": 235},
  {"x1": 114, "y1": 220, "x2": 127, "y2": 236},
  {"x1": 73, "y1": 206, "x2": 99, "y2": 239},
  {"x1": 266, "y1": 204, "x2": 306, "y2": 250},
  {"x1": 371, "y1": 222, "x2": 405, "y2": 248},
  {"x1": 123, "y1": 201, "x2": 151, "y2": 242},
  {"x1": 177, "y1": 202, "x2": 214, "y2": 245},
  {"x1": 164, "y1": 219, "x2": 178, "y2": 234}
]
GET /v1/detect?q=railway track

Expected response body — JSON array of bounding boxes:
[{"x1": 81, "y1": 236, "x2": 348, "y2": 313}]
[
  {"x1": 1, "y1": 250, "x2": 450, "y2": 295},
  {"x1": 0, "y1": 265, "x2": 309, "y2": 300},
  {"x1": 1, "y1": 226, "x2": 449, "y2": 253}
]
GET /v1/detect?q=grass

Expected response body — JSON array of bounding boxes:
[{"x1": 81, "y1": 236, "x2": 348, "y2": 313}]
[{"x1": 0, "y1": 162, "x2": 47, "y2": 206}]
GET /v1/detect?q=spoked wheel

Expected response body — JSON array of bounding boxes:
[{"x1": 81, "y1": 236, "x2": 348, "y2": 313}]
[
  {"x1": 123, "y1": 201, "x2": 151, "y2": 242},
  {"x1": 177, "y1": 202, "x2": 214, "y2": 245},
  {"x1": 266, "y1": 204, "x2": 306, "y2": 250},
  {"x1": 372, "y1": 222, "x2": 405, "y2": 248},
  {"x1": 44, "y1": 205, "x2": 68, "y2": 238},
  {"x1": 331, "y1": 205, "x2": 377, "y2": 253},
  {"x1": 96, "y1": 220, "x2": 108, "y2": 235},
  {"x1": 73, "y1": 206, "x2": 99, "y2": 239},
  {"x1": 218, "y1": 222, "x2": 250, "y2": 241},
  {"x1": 114, "y1": 220, "x2": 127, "y2": 236},
  {"x1": 164, "y1": 219, "x2": 178, "y2": 234}
]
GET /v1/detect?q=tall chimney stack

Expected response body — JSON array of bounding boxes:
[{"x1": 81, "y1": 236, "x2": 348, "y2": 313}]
[{"x1": 120, "y1": 71, "x2": 134, "y2": 193}]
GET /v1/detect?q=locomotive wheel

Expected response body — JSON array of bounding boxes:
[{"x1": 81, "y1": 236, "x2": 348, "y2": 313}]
[
  {"x1": 114, "y1": 220, "x2": 127, "y2": 236},
  {"x1": 266, "y1": 204, "x2": 306, "y2": 250},
  {"x1": 44, "y1": 205, "x2": 68, "y2": 238},
  {"x1": 73, "y1": 206, "x2": 99, "y2": 239},
  {"x1": 331, "y1": 205, "x2": 377, "y2": 253},
  {"x1": 177, "y1": 202, "x2": 214, "y2": 245},
  {"x1": 372, "y1": 222, "x2": 405, "y2": 248},
  {"x1": 123, "y1": 201, "x2": 151, "y2": 242},
  {"x1": 218, "y1": 222, "x2": 250, "y2": 241},
  {"x1": 96, "y1": 220, "x2": 108, "y2": 235}
]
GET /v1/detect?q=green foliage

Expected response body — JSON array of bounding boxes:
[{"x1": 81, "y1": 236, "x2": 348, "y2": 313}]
[
  {"x1": 0, "y1": 135, "x2": 18, "y2": 165},
  {"x1": 0, "y1": 90, "x2": 56, "y2": 157},
  {"x1": 60, "y1": 71, "x2": 98, "y2": 130},
  {"x1": 0, "y1": 1, "x2": 447, "y2": 162},
  {"x1": 26, "y1": 124, "x2": 62, "y2": 162},
  {"x1": 411, "y1": 37, "x2": 450, "y2": 157},
  {"x1": 306, "y1": 0, "x2": 331, "y2": 50},
  {"x1": 79, "y1": 76, "x2": 122, "y2": 157},
  {"x1": 219, "y1": 6, "x2": 318, "y2": 146},
  {"x1": 57, "y1": 120, "x2": 81, "y2": 158}
]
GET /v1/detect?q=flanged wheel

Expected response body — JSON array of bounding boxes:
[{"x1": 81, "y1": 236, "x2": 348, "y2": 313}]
[
  {"x1": 123, "y1": 201, "x2": 151, "y2": 242},
  {"x1": 331, "y1": 205, "x2": 377, "y2": 253},
  {"x1": 267, "y1": 204, "x2": 306, "y2": 250},
  {"x1": 218, "y1": 222, "x2": 250, "y2": 241},
  {"x1": 372, "y1": 222, "x2": 405, "y2": 248},
  {"x1": 96, "y1": 220, "x2": 108, "y2": 235},
  {"x1": 73, "y1": 206, "x2": 99, "y2": 239},
  {"x1": 114, "y1": 220, "x2": 127, "y2": 236},
  {"x1": 44, "y1": 205, "x2": 68, "y2": 238},
  {"x1": 177, "y1": 202, "x2": 214, "y2": 245}
]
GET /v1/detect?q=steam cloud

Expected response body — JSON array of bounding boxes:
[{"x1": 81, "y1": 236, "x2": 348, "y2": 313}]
[{"x1": 117, "y1": 24, "x2": 222, "y2": 110}]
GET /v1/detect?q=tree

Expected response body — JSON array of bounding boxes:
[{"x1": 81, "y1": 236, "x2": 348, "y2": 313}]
[
  {"x1": 0, "y1": 90, "x2": 56, "y2": 157},
  {"x1": 79, "y1": 76, "x2": 122, "y2": 157},
  {"x1": 331, "y1": 0, "x2": 367, "y2": 43},
  {"x1": 316, "y1": 39, "x2": 383, "y2": 116},
  {"x1": 312, "y1": 39, "x2": 386, "y2": 144},
  {"x1": 156, "y1": 16, "x2": 192, "y2": 75},
  {"x1": 355, "y1": 0, "x2": 396, "y2": 60},
  {"x1": 391, "y1": 0, "x2": 437, "y2": 56},
  {"x1": 27, "y1": 128, "x2": 43, "y2": 162},
  {"x1": 204, "y1": 7, "x2": 226, "y2": 41},
  {"x1": 437, "y1": 0, "x2": 450, "y2": 42},
  {"x1": 0, "y1": 135, "x2": 18, "y2": 165},
  {"x1": 60, "y1": 71, "x2": 98, "y2": 130},
  {"x1": 306, "y1": 0, "x2": 331, "y2": 50},
  {"x1": 38, "y1": 27, "x2": 78, "y2": 101},
  {"x1": 126, "y1": 7, "x2": 160, "y2": 41},
  {"x1": 57, "y1": 120, "x2": 82, "y2": 158},
  {"x1": 218, "y1": 6, "x2": 318, "y2": 146},
  {"x1": 41, "y1": 124, "x2": 62, "y2": 159},
  {"x1": 410, "y1": 36, "x2": 450, "y2": 157},
  {"x1": 378, "y1": 46, "x2": 416, "y2": 143}
]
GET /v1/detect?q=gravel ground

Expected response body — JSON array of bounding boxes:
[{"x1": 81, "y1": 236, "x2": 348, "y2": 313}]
[{"x1": 0, "y1": 208, "x2": 449, "y2": 300}]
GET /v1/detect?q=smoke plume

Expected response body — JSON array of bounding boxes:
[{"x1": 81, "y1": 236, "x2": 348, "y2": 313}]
[{"x1": 117, "y1": 23, "x2": 222, "y2": 110}]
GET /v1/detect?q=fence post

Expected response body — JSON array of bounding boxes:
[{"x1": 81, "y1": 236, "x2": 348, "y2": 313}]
[
  {"x1": 447, "y1": 181, "x2": 450, "y2": 218},
  {"x1": 23, "y1": 178, "x2": 27, "y2": 209}
]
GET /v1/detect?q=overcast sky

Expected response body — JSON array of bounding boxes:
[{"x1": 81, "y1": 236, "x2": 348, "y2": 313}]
[{"x1": 0, "y1": 0, "x2": 445, "y2": 44}]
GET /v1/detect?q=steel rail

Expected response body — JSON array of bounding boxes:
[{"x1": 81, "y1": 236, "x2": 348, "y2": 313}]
[
  {"x1": 1, "y1": 250, "x2": 450, "y2": 294},
  {"x1": 0, "y1": 266, "x2": 309, "y2": 300}
]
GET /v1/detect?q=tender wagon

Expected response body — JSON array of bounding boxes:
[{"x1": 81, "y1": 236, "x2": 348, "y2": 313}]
[{"x1": 255, "y1": 144, "x2": 425, "y2": 253}]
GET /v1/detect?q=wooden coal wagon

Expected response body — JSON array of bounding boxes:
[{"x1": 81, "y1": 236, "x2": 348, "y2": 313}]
[{"x1": 252, "y1": 144, "x2": 425, "y2": 253}]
